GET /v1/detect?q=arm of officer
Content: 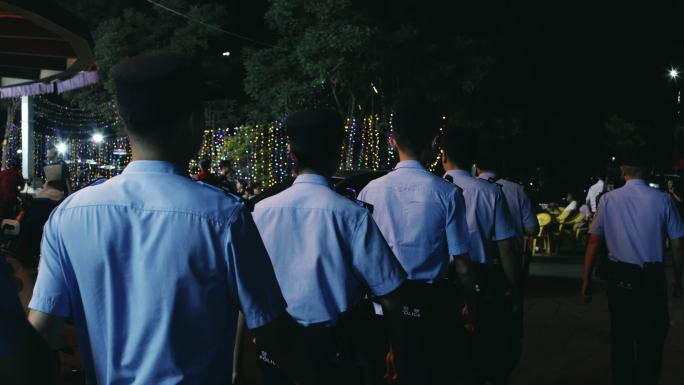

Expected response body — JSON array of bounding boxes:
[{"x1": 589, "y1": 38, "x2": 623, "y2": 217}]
[
  {"x1": 671, "y1": 237, "x2": 684, "y2": 298},
  {"x1": 665, "y1": 196, "x2": 684, "y2": 298},
  {"x1": 27, "y1": 311, "x2": 64, "y2": 350},
  {"x1": 498, "y1": 238, "x2": 522, "y2": 306},
  {"x1": 581, "y1": 234, "x2": 603, "y2": 302},
  {"x1": 227, "y1": 207, "x2": 315, "y2": 384},
  {"x1": 27, "y1": 212, "x2": 70, "y2": 349},
  {"x1": 494, "y1": 190, "x2": 522, "y2": 304}
]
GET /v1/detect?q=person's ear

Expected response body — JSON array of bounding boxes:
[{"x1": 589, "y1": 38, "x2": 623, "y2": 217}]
[
  {"x1": 389, "y1": 136, "x2": 399, "y2": 152},
  {"x1": 288, "y1": 143, "x2": 297, "y2": 163}
]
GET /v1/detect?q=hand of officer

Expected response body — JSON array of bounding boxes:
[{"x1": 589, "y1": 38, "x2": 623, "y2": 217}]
[
  {"x1": 384, "y1": 346, "x2": 399, "y2": 383},
  {"x1": 581, "y1": 280, "x2": 593, "y2": 303},
  {"x1": 462, "y1": 304, "x2": 477, "y2": 333}
]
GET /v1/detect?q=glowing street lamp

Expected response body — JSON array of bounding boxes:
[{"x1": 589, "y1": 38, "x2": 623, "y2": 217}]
[
  {"x1": 92, "y1": 133, "x2": 104, "y2": 143},
  {"x1": 670, "y1": 68, "x2": 679, "y2": 79},
  {"x1": 56, "y1": 142, "x2": 67, "y2": 154}
]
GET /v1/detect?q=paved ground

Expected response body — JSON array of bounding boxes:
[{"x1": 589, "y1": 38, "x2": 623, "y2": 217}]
[{"x1": 512, "y1": 258, "x2": 684, "y2": 385}]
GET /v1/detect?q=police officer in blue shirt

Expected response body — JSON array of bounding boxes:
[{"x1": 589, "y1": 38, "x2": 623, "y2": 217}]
[
  {"x1": 475, "y1": 157, "x2": 539, "y2": 251},
  {"x1": 27, "y1": 52, "x2": 311, "y2": 385},
  {"x1": 359, "y1": 100, "x2": 476, "y2": 385},
  {"x1": 582, "y1": 152, "x2": 684, "y2": 385},
  {"x1": 440, "y1": 127, "x2": 522, "y2": 385},
  {"x1": 253, "y1": 110, "x2": 407, "y2": 384}
]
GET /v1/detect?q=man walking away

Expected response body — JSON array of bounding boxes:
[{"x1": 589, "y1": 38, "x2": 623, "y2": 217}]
[
  {"x1": 28, "y1": 52, "x2": 309, "y2": 385},
  {"x1": 253, "y1": 110, "x2": 407, "y2": 384},
  {"x1": 359, "y1": 99, "x2": 476, "y2": 385},
  {"x1": 582, "y1": 151, "x2": 684, "y2": 385}
]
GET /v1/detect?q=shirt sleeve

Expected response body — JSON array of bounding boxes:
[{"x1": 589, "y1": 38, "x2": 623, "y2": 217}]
[
  {"x1": 664, "y1": 196, "x2": 684, "y2": 239},
  {"x1": 445, "y1": 187, "x2": 470, "y2": 256},
  {"x1": 589, "y1": 197, "x2": 606, "y2": 236},
  {"x1": 493, "y1": 191, "x2": 516, "y2": 241},
  {"x1": 225, "y1": 206, "x2": 287, "y2": 329},
  {"x1": 28, "y1": 212, "x2": 71, "y2": 318},
  {"x1": 349, "y1": 212, "x2": 406, "y2": 297}
]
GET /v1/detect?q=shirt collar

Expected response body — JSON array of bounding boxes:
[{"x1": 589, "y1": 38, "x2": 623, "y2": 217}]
[
  {"x1": 625, "y1": 179, "x2": 646, "y2": 186},
  {"x1": 444, "y1": 169, "x2": 472, "y2": 178},
  {"x1": 478, "y1": 171, "x2": 497, "y2": 180},
  {"x1": 293, "y1": 173, "x2": 332, "y2": 188},
  {"x1": 394, "y1": 160, "x2": 426, "y2": 170},
  {"x1": 122, "y1": 160, "x2": 184, "y2": 176}
]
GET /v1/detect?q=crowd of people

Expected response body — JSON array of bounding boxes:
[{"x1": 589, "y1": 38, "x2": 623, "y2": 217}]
[
  {"x1": 195, "y1": 158, "x2": 262, "y2": 200},
  {"x1": 1, "y1": 51, "x2": 683, "y2": 385}
]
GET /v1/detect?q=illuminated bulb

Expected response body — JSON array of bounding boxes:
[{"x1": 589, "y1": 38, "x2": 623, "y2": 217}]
[
  {"x1": 222, "y1": 51, "x2": 231, "y2": 57},
  {"x1": 56, "y1": 143, "x2": 67, "y2": 154},
  {"x1": 670, "y1": 69, "x2": 679, "y2": 79},
  {"x1": 92, "y1": 133, "x2": 104, "y2": 143}
]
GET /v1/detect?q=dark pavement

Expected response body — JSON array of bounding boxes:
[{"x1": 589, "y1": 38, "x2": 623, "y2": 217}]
[{"x1": 512, "y1": 259, "x2": 684, "y2": 385}]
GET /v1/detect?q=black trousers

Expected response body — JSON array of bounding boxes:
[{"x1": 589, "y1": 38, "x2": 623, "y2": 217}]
[
  {"x1": 468, "y1": 266, "x2": 522, "y2": 385},
  {"x1": 387, "y1": 280, "x2": 465, "y2": 385},
  {"x1": 256, "y1": 326, "x2": 337, "y2": 385},
  {"x1": 606, "y1": 263, "x2": 669, "y2": 385}
]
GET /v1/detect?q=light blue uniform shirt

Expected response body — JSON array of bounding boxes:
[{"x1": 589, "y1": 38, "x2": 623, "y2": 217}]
[
  {"x1": 445, "y1": 170, "x2": 516, "y2": 264},
  {"x1": 253, "y1": 173, "x2": 406, "y2": 326},
  {"x1": 479, "y1": 172, "x2": 538, "y2": 245},
  {"x1": 590, "y1": 179, "x2": 684, "y2": 266},
  {"x1": 358, "y1": 160, "x2": 470, "y2": 282},
  {"x1": 29, "y1": 161, "x2": 286, "y2": 385}
]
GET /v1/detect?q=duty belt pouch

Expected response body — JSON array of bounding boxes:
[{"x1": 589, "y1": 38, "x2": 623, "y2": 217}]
[{"x1": 606, "y1": 261, "x2": 642, "y2": 291}]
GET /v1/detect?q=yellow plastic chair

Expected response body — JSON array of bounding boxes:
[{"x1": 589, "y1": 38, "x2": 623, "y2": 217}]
[
  {"x1": 556, "y1": 208, "x2": 572, "y2": 224},
  {"x1": 559, "y1": 213, "x2": 584, "y2": 233},
  {"x1": 532, "y1": 213, "x2": 552, "y2": 256},
  {"x1": 555, "y1": 213, "x2": 585, "y2": 253}
]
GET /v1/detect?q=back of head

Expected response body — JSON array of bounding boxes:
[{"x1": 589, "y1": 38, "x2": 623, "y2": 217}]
[
  {"x1": 200, "y1": 158, "x2": 212, "y2": 171},
  {"x1": 441, "y1": 124, "x2": 475, "y2": 169},
  {"x1": 112, "y1": 51, "x2": 204, "y2": 142},
  {"x1": 392, "y1": 96, "x2": 440, "y2": 158},
  {"x1": 286, "y1": 109, "x2": 344, "y2": 175},
  {"x1": 619, "y1": 145, "x2": 651, "y2": 178}
]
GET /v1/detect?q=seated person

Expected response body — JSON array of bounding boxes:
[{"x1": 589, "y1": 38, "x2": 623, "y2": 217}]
[
  {"x1": 562, "y1": 192, "x2": 578, "y2": 214},
  {"x1": 35, "y1": 181, "x2": 65, "y2": 202}
]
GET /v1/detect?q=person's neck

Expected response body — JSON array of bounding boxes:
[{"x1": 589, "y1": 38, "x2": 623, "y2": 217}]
[
  {"x1": 443, "y1": 162, "x2": 461, "y2": 172},
  {"x1": 130, "y1": 142, "x2": 189, "y2": 170},
  {"x1": 623, "y1": 175, "x2": 642, "y2": 182},
  {"x1": 296, "y1": 168, "x2": 331, "y2": 177},
  {"x1": 397, "y1": 150, "x2": 419, "y2": 163}
]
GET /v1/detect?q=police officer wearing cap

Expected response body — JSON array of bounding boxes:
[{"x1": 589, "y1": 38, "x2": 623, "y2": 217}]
[
  {"x1": 252, "y1": 110, "x2": 407, "y2": 384},
  {"x1": 582, "y1": 151, "x2": 684, "y2": 385},
  {"x1": 358, "y1": 100, "x2": 476, "y2": 385},
  {"x1": 440, "y1": 127, "x2": 522, "y2": 385}
]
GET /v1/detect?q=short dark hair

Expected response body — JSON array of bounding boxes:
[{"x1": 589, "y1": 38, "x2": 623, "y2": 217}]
[
  {"x1": 219, "y1": 159, "x2": 232, "y2": 169},
  {"x1": 112, "y1": 51, "x2": 205, "y2": 138},
  {"x1": 392, "y1": 96, "x2": 440, "y2": 157},
  {"x1": 441, "y1": 124, "x2": 475, "y2": 169},
  {"x1": 286, "y1": 110, "x2": 344, "y2": 175},
  {"x1": 200, "y1": 158, "x2": 211, "y2": 171}
]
